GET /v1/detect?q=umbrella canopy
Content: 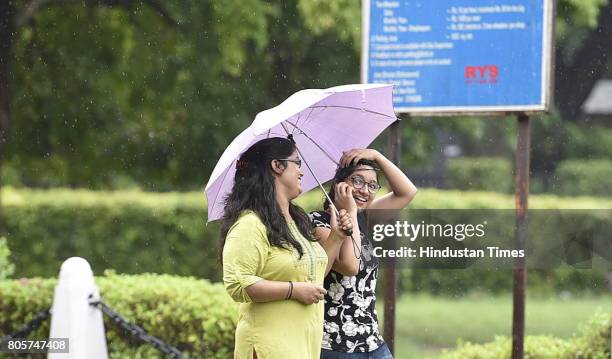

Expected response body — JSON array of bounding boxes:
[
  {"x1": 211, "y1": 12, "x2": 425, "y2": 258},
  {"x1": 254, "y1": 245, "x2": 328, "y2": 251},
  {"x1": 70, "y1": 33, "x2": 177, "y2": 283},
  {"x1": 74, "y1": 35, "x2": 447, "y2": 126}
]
[{"x1": 205, "y1": 83, "x2": 397, "y2": 222}]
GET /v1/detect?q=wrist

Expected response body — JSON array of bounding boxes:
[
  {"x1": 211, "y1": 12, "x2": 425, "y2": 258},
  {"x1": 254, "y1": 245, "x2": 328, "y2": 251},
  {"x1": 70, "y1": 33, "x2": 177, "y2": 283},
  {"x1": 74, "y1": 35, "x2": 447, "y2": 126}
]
[
  {"x1": 286, "y1": 281, "x2": 293, "y2": 300},
  {"x1": 373, "y1": 150, "x2": 382, "y2": 162},
  {"x1": 330, "y1": 229, "x2": 346, "y2": 241}
]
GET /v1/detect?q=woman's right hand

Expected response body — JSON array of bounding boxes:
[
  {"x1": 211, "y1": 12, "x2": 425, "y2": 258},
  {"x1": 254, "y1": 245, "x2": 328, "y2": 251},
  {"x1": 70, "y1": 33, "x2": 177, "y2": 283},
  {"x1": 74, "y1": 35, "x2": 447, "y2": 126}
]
[
  {"x1": 291, "y1": 282, "x2": 327, "y2": 305},
  {"x1": 334, "y1": 182, "x2": 357, "y2": 214}
]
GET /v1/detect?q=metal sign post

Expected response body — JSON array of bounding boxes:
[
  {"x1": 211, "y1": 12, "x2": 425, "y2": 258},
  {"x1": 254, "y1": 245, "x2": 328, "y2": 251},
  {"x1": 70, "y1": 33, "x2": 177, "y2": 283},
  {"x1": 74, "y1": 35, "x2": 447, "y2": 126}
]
[{"x1": 512, "y1": 113, "x2": 530, "y2": 358}]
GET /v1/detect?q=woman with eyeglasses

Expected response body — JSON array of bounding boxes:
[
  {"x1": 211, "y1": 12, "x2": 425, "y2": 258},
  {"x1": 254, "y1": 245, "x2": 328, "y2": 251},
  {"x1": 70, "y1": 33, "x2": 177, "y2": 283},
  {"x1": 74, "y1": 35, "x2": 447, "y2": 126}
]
[
  {"x1": 221, "y1": 137, "x2": 357, "y2": 359},
  {"x1": 310, "y1": 149, "x2": 417, "y2": 358}
]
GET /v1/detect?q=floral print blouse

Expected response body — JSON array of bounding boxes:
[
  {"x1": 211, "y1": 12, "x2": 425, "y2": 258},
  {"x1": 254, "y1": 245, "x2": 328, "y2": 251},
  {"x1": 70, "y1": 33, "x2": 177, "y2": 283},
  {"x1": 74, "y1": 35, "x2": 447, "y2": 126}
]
[{"x1": 310, "y1": 211, "x2": 385, "y2": 353}]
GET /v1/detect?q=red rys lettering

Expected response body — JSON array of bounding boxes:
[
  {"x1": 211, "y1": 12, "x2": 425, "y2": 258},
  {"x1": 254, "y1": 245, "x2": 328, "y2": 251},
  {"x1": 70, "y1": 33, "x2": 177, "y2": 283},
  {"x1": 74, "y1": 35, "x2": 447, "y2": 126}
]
[
  {"x1": 464, "y1": 65, "x2": 499, "y2": 83},
  {"x1": 477, "y1": 65, "x2": 488, "y2": 78},
  {"x1": 465, "y1": 66, "x2": 476, "y2": 78},
  {"x1": 489, "y1": 65, "x2": 499, "y2": 80}
]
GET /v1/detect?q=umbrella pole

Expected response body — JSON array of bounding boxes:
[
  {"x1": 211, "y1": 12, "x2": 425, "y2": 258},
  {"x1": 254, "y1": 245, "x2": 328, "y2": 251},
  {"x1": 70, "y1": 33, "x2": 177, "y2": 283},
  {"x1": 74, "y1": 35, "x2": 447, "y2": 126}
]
[
  {"x1": 281, "y1": 123, "x2": 360, "y2": 260},
  {"x1": 280, "y1": 123, "x2": 341, "y2": 216},
  {"x1": 280, "y1": 123, "x2": 356, "y2": 240},
  {"x1": 293, "y1": 144, "x2": 361, "y2": 259},
  {"x1": 292, "y1": 141, "x2": 341, "y2": 217}
]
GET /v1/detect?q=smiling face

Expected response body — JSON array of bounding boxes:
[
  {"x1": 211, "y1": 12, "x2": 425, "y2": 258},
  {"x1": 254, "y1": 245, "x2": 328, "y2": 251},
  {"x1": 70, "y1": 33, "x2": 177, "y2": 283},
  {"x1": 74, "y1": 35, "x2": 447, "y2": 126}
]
[
  {"x1": 342, "y1": 165, "x2": 379, "y2": 210},
  {"x1": 274, "y1": 150, "x2": 304, "y2": 200}
]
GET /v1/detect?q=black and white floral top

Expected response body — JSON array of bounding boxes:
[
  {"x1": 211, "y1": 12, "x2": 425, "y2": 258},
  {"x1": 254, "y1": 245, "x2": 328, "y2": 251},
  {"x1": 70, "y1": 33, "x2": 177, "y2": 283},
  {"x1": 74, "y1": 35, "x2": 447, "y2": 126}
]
[{"x1": 310, "y1": 211, "x2": 385, "y2": 353}]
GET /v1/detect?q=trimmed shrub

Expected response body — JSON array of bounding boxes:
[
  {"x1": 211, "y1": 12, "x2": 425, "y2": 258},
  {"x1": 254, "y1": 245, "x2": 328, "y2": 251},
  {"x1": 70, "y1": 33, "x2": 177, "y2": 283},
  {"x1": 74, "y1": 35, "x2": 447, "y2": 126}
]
[
  {"x1": 2, "y1": 188, "x2": 610, "y2": 294},
  {"x1": 2, "y1": 188, "x2": 220, "y2": 280},
  {"x1": 565, "y1": 124, "x2": 612, "y2": 160},
  {"x1": 440, "y1": 336, "x2": 570, "y2": 359},
  {"x1": 0, "y1": 237, "x2": 15, "y2": 279},
  {"x1": 0, "y1": 272, "x2": 237, "y2": 359},
  {"x1": 440, "y1": 311, "x2": 611, "y2": 359},
  {"x1": 555, "y1": 159, "x2": 612, "y2": 197},
  {"x1": 401, "y1": 269, "x2": 609, "y2": 297},
  {"x1": 572, "y1": 310, "x2": 612, "y2": 359},
  {"x1": 446, "y1": 157, "x2": 513, "y2": 193}
]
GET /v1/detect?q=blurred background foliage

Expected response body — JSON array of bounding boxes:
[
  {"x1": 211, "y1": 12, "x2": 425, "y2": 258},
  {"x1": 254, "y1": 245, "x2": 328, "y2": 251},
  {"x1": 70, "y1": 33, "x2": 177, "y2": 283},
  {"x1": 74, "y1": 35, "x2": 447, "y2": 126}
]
[
  {"x1": 0, "y1": 0, "x2": 610, "y2": 194},
  {"x1": 1, "y1": 2, "x2": 610, "y2": 357},
  {"x1": 3, "y1": 187, "x2": 611, "y2": 292}
]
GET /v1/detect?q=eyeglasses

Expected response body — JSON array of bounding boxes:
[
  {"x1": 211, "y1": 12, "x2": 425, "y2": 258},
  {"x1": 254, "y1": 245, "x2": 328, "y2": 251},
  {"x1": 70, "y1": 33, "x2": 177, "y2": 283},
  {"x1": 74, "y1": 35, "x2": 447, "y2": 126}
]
[
  {"x1": 278, "y1": 158, "x2": 302, "y2": 168},
  {"x1": 349, "y1": 175, "x2": 380, "y2": 194}
]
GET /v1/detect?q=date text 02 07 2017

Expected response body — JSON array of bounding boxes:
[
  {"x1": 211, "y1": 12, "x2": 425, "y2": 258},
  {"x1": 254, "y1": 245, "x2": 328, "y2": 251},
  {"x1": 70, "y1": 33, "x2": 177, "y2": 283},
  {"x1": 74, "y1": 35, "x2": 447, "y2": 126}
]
[{"x1": 0, "y1": 338, "x2": 69, "y2": 353}]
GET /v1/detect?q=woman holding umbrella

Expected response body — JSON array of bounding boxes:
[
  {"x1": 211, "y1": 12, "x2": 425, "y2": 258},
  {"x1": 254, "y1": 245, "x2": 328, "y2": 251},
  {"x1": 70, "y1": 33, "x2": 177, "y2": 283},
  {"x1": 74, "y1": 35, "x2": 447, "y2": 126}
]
[
  {"x1": 311, "y1": 149, "x2": 417, "y2": 358},
  {"x1": 221, "y1": 137, "x2": 356, "y2": 359}
]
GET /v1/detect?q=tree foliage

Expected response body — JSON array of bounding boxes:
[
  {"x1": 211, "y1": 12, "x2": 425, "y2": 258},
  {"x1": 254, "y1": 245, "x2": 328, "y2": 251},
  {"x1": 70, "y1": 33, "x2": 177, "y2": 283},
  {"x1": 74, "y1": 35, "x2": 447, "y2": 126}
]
[
  {"x1": 5, "y1": 0, "x2": 362, "y2": 189},
  {"x1": 3, "y1": 0, "x2": 611, "y2": 190}
]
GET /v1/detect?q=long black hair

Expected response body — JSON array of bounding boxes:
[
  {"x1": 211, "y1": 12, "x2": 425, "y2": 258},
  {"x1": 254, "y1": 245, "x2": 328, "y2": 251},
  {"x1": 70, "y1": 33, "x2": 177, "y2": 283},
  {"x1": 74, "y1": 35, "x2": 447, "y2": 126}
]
[
  {"x1": 323, "y1": 159, "x2": 379, "y2": 211},
  {"x1": 219, "y1": 137, "x2": 314, "y2": 263}
]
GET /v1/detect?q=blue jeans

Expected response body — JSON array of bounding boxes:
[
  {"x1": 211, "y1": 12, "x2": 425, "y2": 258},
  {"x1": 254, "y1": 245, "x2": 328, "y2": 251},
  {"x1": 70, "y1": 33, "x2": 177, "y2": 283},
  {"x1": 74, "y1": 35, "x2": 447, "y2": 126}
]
[{"x1": 320, "y1": 343, "x2": 393, "y2": 359}]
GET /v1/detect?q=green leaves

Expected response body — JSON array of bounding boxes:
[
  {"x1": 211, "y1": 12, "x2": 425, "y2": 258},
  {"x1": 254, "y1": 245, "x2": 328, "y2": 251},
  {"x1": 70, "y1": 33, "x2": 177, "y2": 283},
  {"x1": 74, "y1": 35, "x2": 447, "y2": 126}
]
[
  {"x1": 0, "y1": 273, "x2": 238, "y2": 359},
  {"x1": 0, "y1": 237, "x2": 15, "y2": 279},
  {"x1": 211, "y1": 0, "x2": 277, "y2": 76},
  {"x1": 2, "y1": 186, "x2": 611, "y2": 279},
  {"x1": 557, "y1": 0, "x2": 608, "y2": 39},
  {"x1": 298, "y1": 0, "x2": 361, "y2": 48},
  {"x1": 440, "y1": 311, "x2": 611, "y2": 359},
  {"x1": 5, "y1": 0, "x2": 611, "y2": 191}
]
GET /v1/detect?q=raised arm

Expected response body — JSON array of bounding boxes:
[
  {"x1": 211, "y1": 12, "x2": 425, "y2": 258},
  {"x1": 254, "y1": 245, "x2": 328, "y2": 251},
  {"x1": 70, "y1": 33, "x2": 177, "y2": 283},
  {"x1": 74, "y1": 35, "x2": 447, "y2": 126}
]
[
  {"x1": 315, "y1": 207, "x2": 358, "y2": 275},
  {"x1": 341, "y1": 149, "x2": 417, "y2": 210}
]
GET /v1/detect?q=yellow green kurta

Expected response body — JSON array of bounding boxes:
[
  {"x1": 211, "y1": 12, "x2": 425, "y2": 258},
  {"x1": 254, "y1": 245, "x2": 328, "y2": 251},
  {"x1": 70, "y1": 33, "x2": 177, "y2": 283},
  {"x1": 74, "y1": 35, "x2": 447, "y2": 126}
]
[{"x1": 223, "y1": 211, "x2": 328, "y2": 359}]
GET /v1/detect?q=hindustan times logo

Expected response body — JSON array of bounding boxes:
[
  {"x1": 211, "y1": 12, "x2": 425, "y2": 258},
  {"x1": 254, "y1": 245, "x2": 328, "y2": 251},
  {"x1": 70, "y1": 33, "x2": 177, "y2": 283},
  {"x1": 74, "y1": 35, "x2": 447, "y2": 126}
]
[{"x1": 372, "y1": 220, "x2": 487, "y2": 242}]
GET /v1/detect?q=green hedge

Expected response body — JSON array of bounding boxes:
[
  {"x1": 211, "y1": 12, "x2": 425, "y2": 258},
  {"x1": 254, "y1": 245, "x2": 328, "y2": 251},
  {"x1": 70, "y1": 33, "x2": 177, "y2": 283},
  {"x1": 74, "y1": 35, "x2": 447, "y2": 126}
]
[
  {"x1": 440, "y1": 310, "x2": 611, "y2": 359},
  {"x1": 2, "y1": 188, "x2": 220, "y2": 280},
  {"x1": 446, "y1": 157, "x2": 513, "y2": 193},
  {"x1": 2, "y1": 273, "x2": 609, "y2": 359},
  {"x1": 401, "y1": 269, "x2": 609, "y2": 297},
  {"x1": 0, "y1": 237, "x2": 14, "y2": 279},
  {"x1": 397, "y1": 207, "x2": 610, "y2": 296},
  {"x1": 565, "y1": 124, "x2": 612, "y2": 160},
  {"x1": 2, "y1": 187, "x2": 611, "y2": 293},
  {"x1": 0, "y1": 272, "x2": 237, "y2": 359},
  {"x1": 555, "y1": 159, "x2": 612, "y2": 197}
]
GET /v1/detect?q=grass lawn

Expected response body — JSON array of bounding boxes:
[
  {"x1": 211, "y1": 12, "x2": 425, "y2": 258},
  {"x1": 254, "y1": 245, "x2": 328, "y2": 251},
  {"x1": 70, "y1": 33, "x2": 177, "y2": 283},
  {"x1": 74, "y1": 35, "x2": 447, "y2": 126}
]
[{"x1": 377, "y1": 293, "x2": 612, "y2": 359}]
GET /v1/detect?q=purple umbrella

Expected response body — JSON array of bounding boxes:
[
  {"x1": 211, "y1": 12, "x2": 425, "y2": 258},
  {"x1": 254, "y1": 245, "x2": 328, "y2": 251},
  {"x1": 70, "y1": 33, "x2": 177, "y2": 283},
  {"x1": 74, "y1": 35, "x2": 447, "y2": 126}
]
[{"x1": 205, "y1": 84, "x2": 397, "y2": 222}]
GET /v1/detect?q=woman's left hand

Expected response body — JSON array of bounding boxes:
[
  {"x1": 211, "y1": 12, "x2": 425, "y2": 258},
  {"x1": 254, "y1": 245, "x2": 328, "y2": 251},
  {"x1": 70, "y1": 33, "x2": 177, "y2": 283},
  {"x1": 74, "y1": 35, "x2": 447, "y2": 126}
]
[{"x1": 340, "y1": 149, "x2": 381, "y2": 167}]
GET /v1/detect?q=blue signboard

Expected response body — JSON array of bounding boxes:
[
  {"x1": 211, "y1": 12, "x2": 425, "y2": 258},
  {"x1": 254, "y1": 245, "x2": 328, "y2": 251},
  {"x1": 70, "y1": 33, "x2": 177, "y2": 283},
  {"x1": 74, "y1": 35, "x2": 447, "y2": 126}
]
[{"x1": 362, "y1": 0, "x2": 554, "y2": 114}]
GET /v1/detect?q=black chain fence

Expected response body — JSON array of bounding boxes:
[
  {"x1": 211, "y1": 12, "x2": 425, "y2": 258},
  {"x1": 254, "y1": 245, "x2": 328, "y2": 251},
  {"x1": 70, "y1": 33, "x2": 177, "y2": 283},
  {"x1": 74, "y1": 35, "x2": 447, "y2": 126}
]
[
  {"x1": 88, "y1": 294, "x2": 187, "y2": 359},
  {"x1": 1, "y1": 294, "x2": 189, "y2": 359},
  {"x1": 0, "y1": 308, "x2": 51, "y2": 342}
]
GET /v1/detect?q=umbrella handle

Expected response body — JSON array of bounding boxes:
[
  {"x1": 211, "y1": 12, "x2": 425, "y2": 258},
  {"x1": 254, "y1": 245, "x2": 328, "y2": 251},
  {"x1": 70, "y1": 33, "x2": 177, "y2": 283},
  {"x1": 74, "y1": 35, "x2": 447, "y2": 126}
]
[
  {"x1": 330, "y1": 204, "x2": 361, "y2": 259},
  {"x1": 329, "y1": 202, "x2": 360, "y2": 259},
  {"x1": 328, "y1": 201, "x2": 353, "y2": 237}
]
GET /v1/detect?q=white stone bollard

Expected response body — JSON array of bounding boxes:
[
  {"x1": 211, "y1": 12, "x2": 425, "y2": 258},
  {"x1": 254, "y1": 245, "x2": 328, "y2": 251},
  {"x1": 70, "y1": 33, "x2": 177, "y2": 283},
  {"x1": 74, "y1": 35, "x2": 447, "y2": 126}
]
[{"x1": 48, "y1": 257, "x2": 108, "y2": 359}]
